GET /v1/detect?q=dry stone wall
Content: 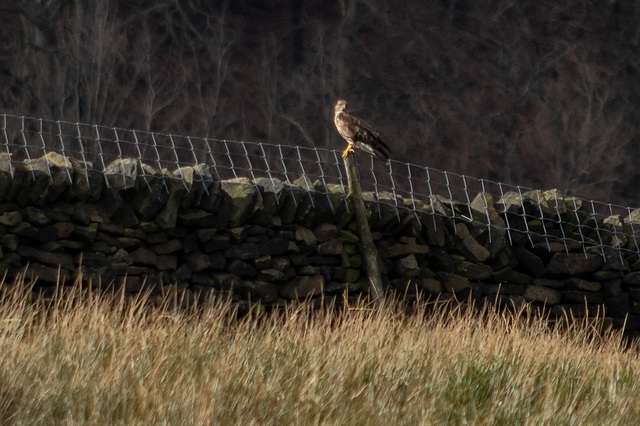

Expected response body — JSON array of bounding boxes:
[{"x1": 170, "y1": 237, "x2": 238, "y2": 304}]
[{"x1": 2, "y1": 153, "x2": 640, "y2": 330}]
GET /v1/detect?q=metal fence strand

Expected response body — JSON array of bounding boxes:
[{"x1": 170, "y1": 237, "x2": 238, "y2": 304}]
[
  {"x1": 497, "y1": 182, "x2": 513, "y2": 246},
  {"x1": 479, "y1": 179, "x2": 492, "y2": 243},
  {"x1": 589, "y1": 199, "x2": 606, "y2": 259},
  {"x1": 133, "y1": 129, "x2": 151, "y2": 192},
  {"x1": 387, "y1": 160, "x2": 400, "y2": 223},
  {"x1": 533, "y1": 189, "x2": 552, "y2": 252},
  {"x1": 462, "y1": 175, "x2": 473, "y2": 223},
  {"x1": 443, "y1": 171, "x2": 457, "y2": 234},
  {"x1": 74, "y1": 122, "x2": 91, "y2": 188},
  {"x1": 406, "y1": 163, "x2": 420, "y2": 223},
  {"x1": 1, "y1": 115, "x2": 14, "y2": 178},
  {"x1": 552, "y1": 191, "x2": 569, "y2": 255},
  {"x1": 38, "y1": 118, "x2": 52, "y2": 181},
  {"x1": 278, "y1": 144, "x2": 296, "y2": 206},
  {"x1": 425, "y1": 166, "x2": 438, "y2": 231},
  {"x1": 21, "y1": 116, "x2": 35, "y2": 180},
  {"x1": 313, "y1": 147, "x2": 333, "y2": 212},
  {"x1": 296, "y1": 146, "x2": 314, "y2": 207},
  {"x1": 94, "y1": 124, "x2": 109, "y2": 188},
  {"x1": 169, "y1": 134, "x2": 189, "y2": 191},
  {"x1": 241, "y1": 141, "x2": 263, "y2": 202},
  {"x1": 204, "y1": 138, "x2": 221, "y2": 181},
  {"x1": 516, "y1": 186, "x2": 535, "y2": 248},
  {"x1": 627, "y1": 206, "x2": 640, "y2": 253},
  {"x1": 223, "y1": 139, "x2": 238, "y2": 181},
  {"x1": 259, "y1": 142, "x2": 278, "y2": 205}
]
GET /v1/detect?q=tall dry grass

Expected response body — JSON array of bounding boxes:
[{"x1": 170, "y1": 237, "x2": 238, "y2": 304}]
[{"x1": 0, "y1": 274, "x2": 639, "y2": 425}]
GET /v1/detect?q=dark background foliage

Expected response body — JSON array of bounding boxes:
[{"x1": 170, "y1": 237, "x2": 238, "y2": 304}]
[{"x1": 1, "y1": 0, "x2": 639, "y2": 205}]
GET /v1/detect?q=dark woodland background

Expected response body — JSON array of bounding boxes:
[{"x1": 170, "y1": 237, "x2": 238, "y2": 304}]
[{"x1": 1, "y1": 1, "x2": 639, "y2": 206}]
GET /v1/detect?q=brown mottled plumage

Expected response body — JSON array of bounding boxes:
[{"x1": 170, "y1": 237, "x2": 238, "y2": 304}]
[{"x1": 334, "y1": 99, "x2": 390, "y2": 161}]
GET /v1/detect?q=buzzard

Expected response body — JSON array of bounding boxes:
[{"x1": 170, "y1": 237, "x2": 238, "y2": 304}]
[{"x1": 334, "y1": 99, "x2": 390, "y2": 161}]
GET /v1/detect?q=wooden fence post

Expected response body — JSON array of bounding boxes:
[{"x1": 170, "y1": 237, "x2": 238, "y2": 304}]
[{"x1": 343, "y1": 152, "x2": 384, "y2": 305}]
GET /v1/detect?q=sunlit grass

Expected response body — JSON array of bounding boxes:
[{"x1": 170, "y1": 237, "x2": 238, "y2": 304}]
[{"x1": 0, "y1": 274, "x2": 639, "y2": 425}]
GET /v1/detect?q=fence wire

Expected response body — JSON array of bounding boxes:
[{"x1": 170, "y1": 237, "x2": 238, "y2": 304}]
[{"x1": 2, "y1": 113, "x2": 639, "y2": 259}]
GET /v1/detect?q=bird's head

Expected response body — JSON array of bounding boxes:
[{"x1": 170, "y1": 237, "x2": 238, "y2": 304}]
[{"x1": 335, "y1": 99, "x2": 348, "y2": 114}]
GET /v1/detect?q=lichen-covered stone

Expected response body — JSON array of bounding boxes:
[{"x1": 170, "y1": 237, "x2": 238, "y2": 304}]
[
  {"x1": 318, "y1": 239, "x2": 343, "y2": 256},
  {"x1": 422, "y1": 278, "x2": 443, "y2": 294},
  {"x1": 152, "y1": 239, "x2": 183, "y2": 255},
  {"x1": 12, "y1": 221, "x2": 39, "y2": 239},
  {"x1": 512, "y1": 246, "x2": 545, "y2": 277},
  {"x1": 396, "y1": 254, "x2": 420, "y2": 277},
  {"x1": 256, "y1": 268, "x2": 285, "y2": 282},
  {"x1": 339, "y1": 229, "x2": 359, "y2": 244},
  {"x1": 295, "y1": 226, "x2": 316, "y2": 247},
  {"x1": 420, "y1": 213, "x2": 446, "y2": 247},
  {"x1": 294, "y1": 195, "x2": 319, "y2": 228},
  {"x1": 0, "y1": 154, "x2": 13, "y2": 203},
  {"x1": 348, "y1": 255, "x2": 362, "y2": 269},
  {"x1": 343, "y1": 243, "x2": 357, "y2": 256},
  {"x1": 219, "y1": 178, "x2": 256, "y2": 227},
  {"x1": 523, "y1": 285, "x2": 561, "y2": 304},
  {"x1": 280, "y1": 275, "x2": 324, "y2": 299},
  {"x1": 546, "y1": 252, "x2": 604, "y2": 275},
  {"x1": 385, "y1": 243, "x2": 430, "y2": 258},
  {"x1": 278, "y1": 187, "x2": 304, "y2": 225},
  {"x1": 130, "y1": 176, "x2": 170, "y2": 220},
  {"x1": 27, "y1": 153, "x2": 74, "y2": 204},
  {"x1": 110, "y1": 248, "x2": 133, "y2": 266},
  {"x1": 532, "y1": 278, "x2": 563, "y2": 288},
  {"x1": 455, "y1": 260, "x2": 492, "y2": 280},
  {"x1": 492, "y1": 267, "x2": 533, "y2": 285},
  {"x1": 156, "y1": 255, "x2": 178, "y2": 271},
  {"x1": 156, "y1": 179, "x2": 187, "y2": 230},
  {"x1": 564, "y1": 277, "x2": 601, "y2": 292},
  {"x1": 314, "y1": 223, "x2": 338, "y2": 242},
  {"x1": 0, "y1": 234, "x2": 18, "y2": 251},
  {"x1": 72, "y1": 168, "x2": 104, "y2": 201},
  {"x1": 251, "y1": 177, "x2": 284, "y2": 226},
  {"x1": 224, "y1": 243, "x2": 259, "y2": 260},
  {"x1": 184, "y1": 251, "x2": 211, "y2": 273},
  {"x1": 470, "y1": 193, "x2": 506, "y2": 229},
  {"x1": 455, "y1": 223, "x2": 490, "y2": 262},
  {"x1": 171, "y1": 264, "x2": 192, "y2": 283},
  {"x1": 104, "y1": 158, "x2": 140, "y2": 190},
  {"x1": 227, "y1": 259, "x2": 256, "y2": 278},
  {"x1": 130, "y1": 247, "x2": 158, "y2": 266},
  {"x1": 439, "y1": 272, "x2": 470, "y2": 293},
  {"x1": 0, "y1": 211, "x2": 21, "y2": 226},
  {"x1": 18, "y1": 245, "x2": 75, "y2": 270},
  {"x1": 23, "y1": 263, "x2": 72, "y2": 284},
  {"x1": 623, "y1": 271, "x2": 640, "y2": 286}
]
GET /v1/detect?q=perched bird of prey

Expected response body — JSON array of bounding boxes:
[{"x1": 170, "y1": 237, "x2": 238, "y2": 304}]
[{"x1": 334, "y1": 99, "x2": 390, "y2": 161}]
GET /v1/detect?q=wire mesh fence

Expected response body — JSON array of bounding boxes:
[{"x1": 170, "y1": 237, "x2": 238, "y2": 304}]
[{"x1": 2, "y1": 113, "x2": 639, "y2": 258}]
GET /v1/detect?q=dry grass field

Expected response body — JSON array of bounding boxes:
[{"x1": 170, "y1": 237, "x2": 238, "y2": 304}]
[{"x1": 0, "y1": 275, "x2": 639, "y2": 425}]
